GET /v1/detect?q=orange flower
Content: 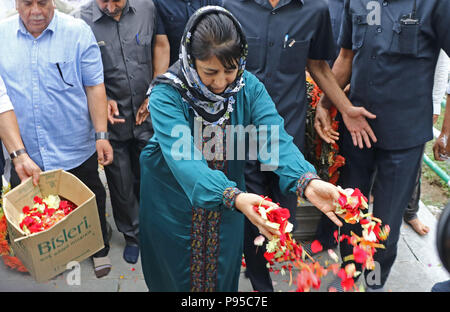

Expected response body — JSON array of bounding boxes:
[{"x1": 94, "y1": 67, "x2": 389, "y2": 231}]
[
  {"x1": 328, "y1": 155, "x2": 346, "y2": 178},
  {"x1": 328, "y1": 173, "x2": 340, "y2": 185},
  {"x1": 0, "y1": 239, "x2": 10, "y2": 256},
  {"x1": 2, "y1": 255, "x2": 27, "y2": 272},
  {"x1": 329, "y1": 106, "x2": 338, "y2": 119},
  {"x1": 0, "y1": 216, "x2": 7, "y2": 240},
  {"x1": 1, "y1": 186, "x2": 28, "y2": 273},
  {"x1": 331, "y1": 141, "x2": 340, "y2": 151}
]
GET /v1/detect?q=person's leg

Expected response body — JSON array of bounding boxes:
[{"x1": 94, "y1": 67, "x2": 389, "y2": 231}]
[
  {"x1": 68, "y1": 153, "x2": 110, "y2": 258},
  {"x1": 404, "y1": 164, "x2": 421, "y2": 221},
  {"x1": 66, "y1": 152, "x2": 111, "y2": 278},
  {"x1": 243, "y1": 159, "x2": 274, "y2": 292},
  {"x1": 127, "y1": 138, "x2": 148, "y2": 262},
  {"x1": 403, "y1": 161, "x2": 430, "y2": 235},
  {"x1": 104, "y1": 139, "x2": 140, "y2": 246},
  {"x1": 9, "y1": 163, "x2": 21, "y2": 188},
  {"x1": 365, "y1": 144, "x2": 425, "y2": 290},
  {"x1": 337, "y1": 129, "x2": 376, "y2": 270},
  {"x1": 327, "y1": 128, "x2": 375, "y2": 291},
  {"x1": 130, "y1": 138, "x2": 148, "y2": 202}
]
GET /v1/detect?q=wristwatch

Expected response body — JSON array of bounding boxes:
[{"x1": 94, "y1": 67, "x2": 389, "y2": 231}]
[
  {"x1": 95, "y1": 132, "x2": 109, "y2": 141},
  {"x1": 10, "y1": 148, "x2": 27, "y2": 160}
]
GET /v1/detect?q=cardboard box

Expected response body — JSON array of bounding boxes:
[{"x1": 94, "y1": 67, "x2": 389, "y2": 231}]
[{"x1": 3, "y1": 169, "x2": 104, "y2": 283}]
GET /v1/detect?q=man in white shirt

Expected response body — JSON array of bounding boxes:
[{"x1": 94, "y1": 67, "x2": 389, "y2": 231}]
[
  {"x1": 0, "y1": 76, "x2": 41, "y2": 185},
  {"x1": 433, "y1": 51, "x2": 450, "y2": 122}
]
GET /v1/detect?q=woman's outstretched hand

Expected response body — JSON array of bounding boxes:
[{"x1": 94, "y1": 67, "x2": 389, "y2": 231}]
[
  {"x1": 304, "y1": 179, "x2": 343, "y2": 227},
  {"x1": 235, "y1": 193, "x2": 282, "y2": 240}
]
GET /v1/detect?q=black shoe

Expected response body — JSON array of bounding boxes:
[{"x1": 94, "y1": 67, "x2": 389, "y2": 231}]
[{"x1": 123, "y1": 245, "x2": 139, "y2": 264}]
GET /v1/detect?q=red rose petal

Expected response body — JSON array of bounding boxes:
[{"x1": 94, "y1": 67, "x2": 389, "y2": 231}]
[{"x1": 311, "y1": 240, "x2": 323, "y2": 253}]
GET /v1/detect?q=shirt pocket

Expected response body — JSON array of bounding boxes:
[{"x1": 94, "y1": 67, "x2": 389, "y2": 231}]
[
  {"x1": 279, "y1": 39, "x2": 309, "y2": 74},
  {"x1": 352, "y1": 14, "x2": 368, "y2": 50},
  {"x1": 136, "y1": 34, "x2": 152, "y2": 64},
  {"x1": 46, "y1": 60, "x2": 76, "y2": 91},
  {"x1": 245, "y1": 37, "x2": 262, "y2": 72},
  {"x1": 99, "y1": 42, "x2": 118, "y2": 73},
  {"x1": 389, "y1": 22, "x2": 419, "y2": 57}
]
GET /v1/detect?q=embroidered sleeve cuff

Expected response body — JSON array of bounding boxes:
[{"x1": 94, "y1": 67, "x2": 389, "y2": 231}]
[
  {"x1": 296, "y1": 172, "x2": 321, "y2": 199},
  {"x1": 222, "y1": 187, "x2": 244, "y2": 211}
]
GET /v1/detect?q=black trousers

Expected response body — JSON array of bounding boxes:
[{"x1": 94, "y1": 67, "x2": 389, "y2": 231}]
[
  {"x1": 403, "y1": 160, "x2": 422, "y2": 222},
  {"x1": 337, "y1": 128, "x2": 424, "y2": 289},
  {"x1": 10, "y1": 152, "x2": 110, "y2": 258},
  {"x1": 103, "y1": 138, "x2": 146, "y2": 246},
  {"x1": 370, "y1": 160, "x2": 422, "y2": 222},
  {"x1": 243, "y1": 159, "x2": 298, "y2": 292},
  {"x1": 314, "y1": 153, "x2": 423, "y2": 250}
]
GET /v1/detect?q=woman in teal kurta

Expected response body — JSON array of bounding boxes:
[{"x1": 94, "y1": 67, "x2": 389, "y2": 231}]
[{"x1": 139, "y1": 6, "x2": 343, "y2": 292}]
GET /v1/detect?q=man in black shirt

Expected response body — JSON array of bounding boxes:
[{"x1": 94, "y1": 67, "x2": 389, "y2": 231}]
[
  {"x1": 223, "y1": 0, "x2": 366, "y2": 292},
  {"x1": 153, "y1": 0, "x2": 222, "y2": 67},
  {"x1": 76, "y1": 0, "x2": 160, "y2": 264}
]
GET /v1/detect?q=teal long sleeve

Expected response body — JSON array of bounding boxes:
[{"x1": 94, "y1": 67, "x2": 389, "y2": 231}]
[
  {"x1": 148, "y1": 83, "x2": 237, "y2": 211},
  {"x1": 243, "y1": 71, "x2": 317, "y2": 195}
]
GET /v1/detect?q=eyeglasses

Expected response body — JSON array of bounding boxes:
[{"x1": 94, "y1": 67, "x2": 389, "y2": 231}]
[{"x1": 56, "y1": 63, "x2": 74, "y2": 87}]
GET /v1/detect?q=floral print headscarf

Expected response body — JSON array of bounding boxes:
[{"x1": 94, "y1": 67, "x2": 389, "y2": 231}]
[{"x1": 150, "y1": 6, "x2": 248, "y2": 126}]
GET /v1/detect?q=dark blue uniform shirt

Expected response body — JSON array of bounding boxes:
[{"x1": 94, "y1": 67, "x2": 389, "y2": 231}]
[
  {"x1": 154, "y1": 0, "x2": 223, "y2": 66},
  {"x1": 339, "y1": 0, "x2": 450, "y2": 150},
  {"x1": 327, "y1": 0, "x2": 345, "y2": 63},
  {"x1": 223, "y1": 0, "x2": 336, "y2": 150}
]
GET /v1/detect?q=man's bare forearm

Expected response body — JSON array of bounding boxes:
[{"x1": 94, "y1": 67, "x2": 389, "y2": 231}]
[
  {"x1": 0, "y1": 110, "x2": 42, "y2": 184},
  {"x1": 307, "y1": 57, "x2": 352, "y2": 113},
  {"x1": 0, "y1": 110, "x2": 26, "y2": 153},
  {"x1": 441, "y1": 94, "x2": 450, "y2": 137},
  {"x1": 85, "y1": 83, "x2": 108, "y2": 133},
  {"x1": 310, "y1": 48, "x2": 354, "y2": 112},
  {"x1": 153, "y1": 34, "x2": 170, "y2": 79},
  {"x1": 330, "y1": 48, "x2": 354, "y2": 89}
]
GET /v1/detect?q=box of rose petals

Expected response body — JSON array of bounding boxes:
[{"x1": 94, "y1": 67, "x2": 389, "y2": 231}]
[{"x1": 3, "y1": 169, "x2": 104, "y2": 282}]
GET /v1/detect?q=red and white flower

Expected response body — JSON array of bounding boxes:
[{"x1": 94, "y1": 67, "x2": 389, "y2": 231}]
[
  {"x1": 19, "y1": 195, "x2": 77, "y2": 235},
  {"x1": 251, "y1": 186, "x2": 390, "y2": 292}
]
